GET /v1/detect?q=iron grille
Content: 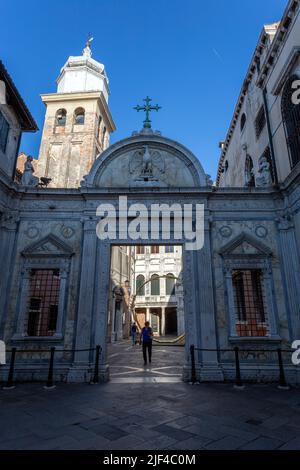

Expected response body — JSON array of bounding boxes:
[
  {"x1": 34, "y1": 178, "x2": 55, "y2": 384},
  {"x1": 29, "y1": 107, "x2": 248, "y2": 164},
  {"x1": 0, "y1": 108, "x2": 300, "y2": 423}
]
[
  {"x1": 26, "y1": 269, "x2": 60, "y2": 336},
  {"x1": 255, "y1": 106, "x2": 266, "y2": 139},
  {"x1": 232, "y1": 269, "x2": 269, "y2": 337}
]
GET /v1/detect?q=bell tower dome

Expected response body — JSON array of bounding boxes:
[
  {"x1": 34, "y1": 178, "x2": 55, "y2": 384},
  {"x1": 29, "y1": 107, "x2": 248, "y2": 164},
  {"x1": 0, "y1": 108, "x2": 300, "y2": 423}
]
[{"x1": 37, "y1": 38, "x2": 116, "y2": 188}]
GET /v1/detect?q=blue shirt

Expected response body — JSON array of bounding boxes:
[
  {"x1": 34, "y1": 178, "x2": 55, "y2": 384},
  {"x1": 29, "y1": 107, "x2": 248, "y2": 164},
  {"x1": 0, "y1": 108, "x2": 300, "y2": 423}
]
[{"x1": 142, "y1": 327, "x2": 153, "y2": 343}]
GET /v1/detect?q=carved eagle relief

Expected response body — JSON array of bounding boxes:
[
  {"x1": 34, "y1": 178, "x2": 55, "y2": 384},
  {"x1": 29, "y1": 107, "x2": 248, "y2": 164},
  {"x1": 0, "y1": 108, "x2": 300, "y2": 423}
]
[{"x1": 129, "y1": 146, "x2": 165, "y2": 178}]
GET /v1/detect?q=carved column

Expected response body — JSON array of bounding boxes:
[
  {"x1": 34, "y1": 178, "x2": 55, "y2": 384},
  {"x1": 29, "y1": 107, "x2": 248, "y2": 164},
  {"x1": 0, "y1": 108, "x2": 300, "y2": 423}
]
[
  {"x1": 277, "y1": 215, "x2": 300, "y2": 339},
  {"x1": 54, "y1": 266, "x2": 69, "y2": 338},
  {"x1": 73, "y1": 219, "x2": 98, "y2": 370},
  {"x1": 14, "y1": 268, "x2": 31, "y2": 337},
  {"x1": 193, "y1": 220, "x2": 223, "y2": 381},
  {"x1": 0, "y1": 212, "x2": 20, "y2": 337},
  {"x1": 92, "y1": 239, "x2": 111, "y2": 381}
]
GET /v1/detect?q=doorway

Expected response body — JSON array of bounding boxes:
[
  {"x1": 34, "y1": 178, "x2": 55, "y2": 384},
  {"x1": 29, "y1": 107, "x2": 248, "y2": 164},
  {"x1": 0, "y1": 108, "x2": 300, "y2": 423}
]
[{"x1": 107, "y1": 244, "x2": 185, "y2": 382}]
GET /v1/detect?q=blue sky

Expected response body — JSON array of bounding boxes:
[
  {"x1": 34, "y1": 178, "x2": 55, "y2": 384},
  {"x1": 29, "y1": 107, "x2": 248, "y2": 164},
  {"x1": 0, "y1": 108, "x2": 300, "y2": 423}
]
[{"x1": 2, "y1": 0, "x2": 287, "y2": 179}]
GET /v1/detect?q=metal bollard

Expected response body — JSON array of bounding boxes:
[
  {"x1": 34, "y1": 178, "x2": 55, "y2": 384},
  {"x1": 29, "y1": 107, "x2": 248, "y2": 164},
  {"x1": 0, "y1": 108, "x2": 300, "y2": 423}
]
[
  {"x1": 44, "y1": 347, "x2": 56, "y2": 389},
  {"x1": 234, "y1": 346, "x2": 244, "y2": 389},
  {"x1": 3, "y1": 347, "x2": 17, "y2": 389},
  {"x1": 277, "y1": 348, "x2": 289, "y2": 390},
  {"x1": 92, "y1": 345, "x2": 101, "y2": 384},
  {"x1": 190, "y1": 344, "x2": 197, "y2": 384}
]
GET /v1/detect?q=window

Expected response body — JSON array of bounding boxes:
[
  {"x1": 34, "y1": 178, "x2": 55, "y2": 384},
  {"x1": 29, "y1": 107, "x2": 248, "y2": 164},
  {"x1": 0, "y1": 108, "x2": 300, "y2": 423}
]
[
  {"x1": 232, "y1": 269, "x2": 268, "y2": 337},
  {"x1": 74, "y1": 107, "x2": 85, "y2": 125},
  {"x1": 245, "y1": 155, "x2": 255, "y2": 187},
  {"x1": 26, "y1": 269, "x2": 60, "y2": 336},
  {"x1": 55, "y1": 109, "x2": 67, "y2": 127},
  {"x1": 0, "y1": 111, "x2": 9, "y2": 153},
  {"x1": 151, "y1": 274, "x2": 160, "y2": 295},
  {"x1": 165, "y1": 246, "x2": 174, "y2": 253},
  {"x1": 282, "y1": 74, "x2": 300, "y2": 168},
  {"x1": 255, "y1": 106, "x2": 266, "y2": 138},
  {"x1": 102, "y1": 126, "x2": 107, "y2": 145},
  {"x1": 151, "y1": 246, "x2": 160, "y2": 254},
  {"x1": 136, "y1": 246, "x2": 145, "y2": 255},
  {"x1": 240, "y1": 113, "x2": 246, "y2": 132},
  {"x1": 222, "y1": 160, "x2": 229, "y2": 173},
  {"x1": 136, "y1": 275, "x2": 145, "y2": 296},
  {"x1": 165, "y1": 274, "x2": 176, "y2": 295},
  {"x1": 97, "y1": 115, "x2": 102, "y2": 138}
]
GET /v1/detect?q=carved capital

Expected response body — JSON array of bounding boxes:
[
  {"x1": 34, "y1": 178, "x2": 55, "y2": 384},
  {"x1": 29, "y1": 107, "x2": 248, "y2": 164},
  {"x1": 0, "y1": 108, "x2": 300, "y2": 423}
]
[{"x1": 0, "y1": 210, "x2": 20, "y2": 230}]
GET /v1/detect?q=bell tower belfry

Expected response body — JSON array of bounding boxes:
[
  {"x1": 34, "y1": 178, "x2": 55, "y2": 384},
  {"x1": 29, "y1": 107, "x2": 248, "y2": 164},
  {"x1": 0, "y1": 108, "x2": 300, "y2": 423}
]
[{"x1": 37, "y1": 38, "x2": 116, "y2": 188}]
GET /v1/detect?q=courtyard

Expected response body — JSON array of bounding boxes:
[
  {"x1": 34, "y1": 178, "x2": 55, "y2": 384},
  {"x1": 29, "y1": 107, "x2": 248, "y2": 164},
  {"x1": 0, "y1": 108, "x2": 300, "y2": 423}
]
[{"x1": 0, "y1": 340, "x2": 300, "y2": 450}]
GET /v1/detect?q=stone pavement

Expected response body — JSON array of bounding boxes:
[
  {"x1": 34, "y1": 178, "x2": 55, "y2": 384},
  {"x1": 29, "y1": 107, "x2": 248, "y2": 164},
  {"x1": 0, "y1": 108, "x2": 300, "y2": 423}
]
[
  {"x1": 108, "y1": 339, "x2": 185, "y2": 383},
  {"x1": 0, "y1": 340, "x2": 300, "y2": 450}
]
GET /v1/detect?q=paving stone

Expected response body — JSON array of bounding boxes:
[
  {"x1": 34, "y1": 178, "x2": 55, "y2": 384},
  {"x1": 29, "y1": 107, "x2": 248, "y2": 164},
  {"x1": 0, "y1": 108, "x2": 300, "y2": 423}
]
[
  {"x1": 205, "y1": 435, "x2": 248, "y2": 450},
  {"x1": 240, "y1": 436, "x2": 284, "y2": 450},
  {"x1": 1, "y1": 352, "x2": 300, "y2": 451},
  {"x1": 83, "y1": 422, "x2": 129, "y2": 441},
  {"x1": 183, "y1": 424, "x2": 226, "y2": 441},
  {"x1": 279, "y1": 437, "x2": 300, "y2": 450},
  {"x1": 151, "y1": 423, "x2": 197, "y2": 441}
]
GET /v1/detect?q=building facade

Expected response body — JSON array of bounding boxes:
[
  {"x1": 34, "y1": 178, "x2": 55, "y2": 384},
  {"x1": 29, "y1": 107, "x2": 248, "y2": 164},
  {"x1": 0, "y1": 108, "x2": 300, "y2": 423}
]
[
  {"x1": 1, "y1": 0, "x2": 300, "y2": 384},
  {"x1": 133, "y1": 245, "x2": 184, "y2": 337}
]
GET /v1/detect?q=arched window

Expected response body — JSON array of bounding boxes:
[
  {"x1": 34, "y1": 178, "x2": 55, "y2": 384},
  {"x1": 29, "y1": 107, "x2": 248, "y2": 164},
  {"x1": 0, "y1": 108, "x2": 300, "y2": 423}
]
[
  {"x1": 222, "y1": 160, "x2": 229, "y2": 173},
  {"x1": 136, "y1": 275, "x2": 145, "y2": 296},
  {"x1": 282, "y1": 74, "x2": 300, "y2": 168},
  {"x1": 240, "y1": 113, "x2": 246, "y2": 132},
  {"x1": 151, "y1": 274, "x2": 160, "y2": 295},
  {"x1": 165, "y1": 274, "x2": 176, "y2": 295},
  {"x1": 74, "y1": 107, "x2": 85, "y2": 125},
  {"x1": 55, "y1": 109, "x2": 67, "y2": 126},
  {"x1": 245, "y1": 155, "x2": 255, "y2": 187},
  {"x1": 97, "y1": 115, "x2": 102, "y2": 138}
]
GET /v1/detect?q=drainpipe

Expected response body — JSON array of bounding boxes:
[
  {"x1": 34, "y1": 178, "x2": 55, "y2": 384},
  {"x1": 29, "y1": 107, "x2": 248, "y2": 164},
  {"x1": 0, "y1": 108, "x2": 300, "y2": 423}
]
[{"x1": 257, "y1": 59, "x2": 279, "y2": 185}]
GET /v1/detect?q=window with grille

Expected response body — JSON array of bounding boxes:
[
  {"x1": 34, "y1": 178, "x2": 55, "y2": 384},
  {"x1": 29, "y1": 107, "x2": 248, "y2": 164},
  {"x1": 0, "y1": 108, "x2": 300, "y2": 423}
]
[
  {"x1": 0, "y1": 111, "x2": 9, "y2": 153},
  {"x1": 281, "y1": 74, "x2": 300, "y2": 168},
  {"x1": 232, "y1": 269, "x2": 269, "y2": 337},
  {"x1": 255, "y1": 106, "x2": 266, "y2": 138},
  {"x1": 26, "y1": 269, "x2": 60, "y2": 336}
]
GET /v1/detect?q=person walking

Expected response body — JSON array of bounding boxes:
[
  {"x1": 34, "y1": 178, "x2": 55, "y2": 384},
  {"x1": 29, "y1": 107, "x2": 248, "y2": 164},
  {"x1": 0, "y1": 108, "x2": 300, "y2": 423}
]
[
  {"x1": 131, "y1": 322, "x2": 138, "y2": 346},
  {"x1": 140, "y1": 321, "x2": 153, "y2": 365}
]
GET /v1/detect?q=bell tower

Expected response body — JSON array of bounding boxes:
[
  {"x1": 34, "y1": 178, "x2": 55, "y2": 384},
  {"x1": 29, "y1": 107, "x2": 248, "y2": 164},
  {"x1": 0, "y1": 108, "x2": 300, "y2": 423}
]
[{"x1": 37, "y1": 38, "x2": 116, "y2": 188}]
